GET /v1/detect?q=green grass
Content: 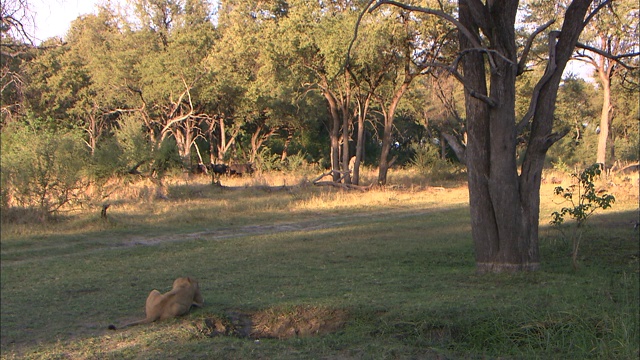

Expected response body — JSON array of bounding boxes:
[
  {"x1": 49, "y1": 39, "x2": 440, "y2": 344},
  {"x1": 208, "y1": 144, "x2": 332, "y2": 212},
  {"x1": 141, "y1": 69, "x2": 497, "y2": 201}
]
[{"x1": 1, "y1": 173, "x2": 638, "y2": 359}]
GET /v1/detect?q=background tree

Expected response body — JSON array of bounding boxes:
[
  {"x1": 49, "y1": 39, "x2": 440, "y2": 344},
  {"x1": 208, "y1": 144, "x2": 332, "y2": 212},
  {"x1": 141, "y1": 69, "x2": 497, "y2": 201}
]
[
  {"x1": 547, "y1": 75, "x2": 600, "y2": 166},
  {"x1": 203, "y1": 0, "x2": 265, "y2": 163},
  {"x1": 1, "y1": 0, "x2": 36, "y2": 125},
  {"x1": 271, "y1": 0, "x2": 359, "y2": 182},
  {"x1": 23, "y1": 10, "x2": 122, "y2": 152},
  {"x1": 131, "y1": 0, "x2": 216, "y2": 168},
  {"x1": 405, "y1": 73, "x2": 467, "y2": 165},
  {"x1": 574, "y1": 0, "x2": 639, "y2": 167},
  {"x1": 358, "y1": 3, "x2": 456, "y2": 185},
  {"x1": 610, "y1": 71, "x2": 639, "y2": 163}
]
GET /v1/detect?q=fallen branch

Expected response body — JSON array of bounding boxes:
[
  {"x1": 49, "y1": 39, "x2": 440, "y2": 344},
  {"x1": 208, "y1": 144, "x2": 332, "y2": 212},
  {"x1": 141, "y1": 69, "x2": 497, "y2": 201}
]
[
  {"x1": 312, "y1": 170, "x2": 373, "y2": 192},
  {"x1": 311, "y1": 171, "x2": 334, "y2": 184}
]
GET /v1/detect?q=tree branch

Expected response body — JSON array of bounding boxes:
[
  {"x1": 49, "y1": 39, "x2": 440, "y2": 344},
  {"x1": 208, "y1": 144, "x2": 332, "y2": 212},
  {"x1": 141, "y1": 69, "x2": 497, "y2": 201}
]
[
  {"x1": 518, "y1": 20, "x2": 555, "y2": 75},
  {"x1": 575, "y1": 42, "x2": 640, "y2": 70},
  {"x1": 449, "y1": 69, "x2": 498, "y2": 107},
  {"x1": 516, "y1": 31, "x2": 560, "y2": 133},
  {"x1": 442, "y1": 132, "x2": 466, "y2": 165},
  {"x1": 583, "y1": 0, "x2": 614, "y2": 27},
  {"x1": 370, "y1": 0, "x2": 482, "y2": 49},
  {"x1": 543, "y1": 127, "x2": 571, "y2": 151},
  {"x1": 369, "y1": 1, "x2": 499, "y2": 107},
  {"x1": 345, "y1": 0, "x2": 376, "y2": 71}
]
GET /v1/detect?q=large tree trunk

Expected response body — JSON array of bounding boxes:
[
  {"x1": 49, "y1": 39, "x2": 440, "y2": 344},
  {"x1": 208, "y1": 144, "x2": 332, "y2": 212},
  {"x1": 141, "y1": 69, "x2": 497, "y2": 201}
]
[{"x1": 459, "y1": 0, "x2": 592, "y2": 273}]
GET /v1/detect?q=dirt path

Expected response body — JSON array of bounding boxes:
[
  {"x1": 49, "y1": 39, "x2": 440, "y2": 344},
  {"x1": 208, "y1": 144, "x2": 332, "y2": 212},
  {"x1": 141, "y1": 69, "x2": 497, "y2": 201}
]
[
  {"x1": 123, "y1": 206, "x2": 455, "y2": 246},
  {"x1": 1, "y1": 206, "x2": 467, "y2": 265}
]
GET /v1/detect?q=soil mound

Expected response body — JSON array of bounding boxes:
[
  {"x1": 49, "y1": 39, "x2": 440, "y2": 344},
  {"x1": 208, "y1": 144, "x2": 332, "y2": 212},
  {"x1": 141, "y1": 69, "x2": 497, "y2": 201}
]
[{"x1": 196, "y1": 306, "x2": 348, "y2": 339}]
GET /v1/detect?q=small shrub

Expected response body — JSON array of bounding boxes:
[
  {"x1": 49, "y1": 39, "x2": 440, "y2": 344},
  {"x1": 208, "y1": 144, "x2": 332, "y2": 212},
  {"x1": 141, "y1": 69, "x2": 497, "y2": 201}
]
[
  {"x1": 256, "y1": 147, "x2": 282, "y2": 172},
  {"x1": 113, "y1": 114, "x2": 154, "y2": 174},
  {"x1": 551, "y1": 164, "x2": 616, "y2": 269},
  {"x1": 409, "y1": 142, "x2": 460, "y2": 180},
  {"x1": 256, "y1": 149, "x2": 317, "y2": 176},
  {"x1": 152, "y1": 137, "x2": 183, "y2": 177}
]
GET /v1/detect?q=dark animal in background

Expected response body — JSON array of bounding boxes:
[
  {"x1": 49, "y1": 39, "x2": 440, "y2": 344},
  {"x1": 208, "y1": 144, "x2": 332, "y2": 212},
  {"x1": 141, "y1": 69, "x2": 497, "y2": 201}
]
[
  {"x1": 208, "y1": 163, "x2": 229, "y2": 185},
  {"x1": 208, "y1": 163, "x2": 229, "y2": 175},
  {"x1": 227, "y1": 163, "x2": 254, "y2": 176}
]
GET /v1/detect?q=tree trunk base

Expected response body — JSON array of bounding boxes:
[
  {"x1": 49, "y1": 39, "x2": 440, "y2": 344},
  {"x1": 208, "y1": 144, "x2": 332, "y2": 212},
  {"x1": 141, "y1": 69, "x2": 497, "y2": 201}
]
[{"x1": 476, "y1": 262, "x2": 540, "y2": 274}]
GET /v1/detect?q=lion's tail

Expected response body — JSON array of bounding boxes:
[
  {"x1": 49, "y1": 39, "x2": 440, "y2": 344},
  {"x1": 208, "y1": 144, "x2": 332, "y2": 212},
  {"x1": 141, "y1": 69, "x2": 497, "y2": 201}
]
[{"x1": 107, "y1": 318, "x2": 152, "y2": 330}]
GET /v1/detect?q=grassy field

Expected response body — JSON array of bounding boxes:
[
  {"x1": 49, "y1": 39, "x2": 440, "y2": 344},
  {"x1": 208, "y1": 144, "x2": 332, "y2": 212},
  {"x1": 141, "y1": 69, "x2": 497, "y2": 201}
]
[{"x1": 1, "y1": 169, "x2": 638, "y2": 359}]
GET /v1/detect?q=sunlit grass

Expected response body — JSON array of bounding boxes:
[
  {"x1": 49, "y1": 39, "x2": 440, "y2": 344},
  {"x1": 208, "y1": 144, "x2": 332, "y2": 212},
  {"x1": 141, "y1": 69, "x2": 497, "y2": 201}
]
[{"x1": 1, "y1": 168, "x2": 637, "y2": 359}]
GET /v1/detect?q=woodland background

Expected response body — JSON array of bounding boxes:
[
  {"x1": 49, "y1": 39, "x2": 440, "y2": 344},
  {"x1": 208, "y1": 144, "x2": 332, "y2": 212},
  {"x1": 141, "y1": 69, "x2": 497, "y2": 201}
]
[
  {"x1": 1, "y1": 0, "x2": 638, "y2": 216},
  {"x1": 1, "y1": 1, "x2": 639, "y2": 358}
]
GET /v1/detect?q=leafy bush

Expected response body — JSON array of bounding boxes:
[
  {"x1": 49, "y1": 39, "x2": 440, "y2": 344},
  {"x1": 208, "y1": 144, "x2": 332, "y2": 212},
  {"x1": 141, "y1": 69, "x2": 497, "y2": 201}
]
[
  {"x1": 409, "y1": 142, "x2": 459, "y2": 179},
  {"x1": 152, "y1": 136, "x2": 183, "y2": 177},
  {"x1": 1, "y1": 122, "x2": 89, "y2": 219},
  {"x1": 551, "y1": 164, "x2": 616, "y2": 269},
  {"x1": 256, "y1": 147, "x2": 282, "y2": 172},
  {"x1": 91, "y1": 115, "x2": 181, "y2": 179},
  {"x1": 615, "y1": 130, "x2": 639, "y2": 163},
  {"x1": 113, "y1": 114, "x2": 154, "y2": 174}
]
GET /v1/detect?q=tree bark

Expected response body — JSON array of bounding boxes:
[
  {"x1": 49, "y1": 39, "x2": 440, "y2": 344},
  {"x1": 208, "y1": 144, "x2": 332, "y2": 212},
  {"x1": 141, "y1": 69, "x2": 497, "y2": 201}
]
[
  {"x1": 281, "y1": 127, "x2": 294, "y2": 162},
  {"x1": 218, "y1": 115, "x2": 227, "y2": 161},
  {"x1": 458, "y1": 0, "x2": 592, "y2": 273}
]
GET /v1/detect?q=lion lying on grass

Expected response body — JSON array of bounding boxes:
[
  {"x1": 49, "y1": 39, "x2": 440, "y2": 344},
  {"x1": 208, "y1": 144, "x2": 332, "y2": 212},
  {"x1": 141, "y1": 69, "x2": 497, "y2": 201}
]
[{"x1": 108, "y1": 277, "x2": 204, "y2": 330}]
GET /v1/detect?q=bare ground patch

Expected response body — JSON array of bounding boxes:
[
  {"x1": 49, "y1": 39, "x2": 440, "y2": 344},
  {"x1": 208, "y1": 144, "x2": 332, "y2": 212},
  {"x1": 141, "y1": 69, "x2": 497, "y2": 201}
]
[{"x1": 193, "y1": 306, "x2": 349, "y2": 339}]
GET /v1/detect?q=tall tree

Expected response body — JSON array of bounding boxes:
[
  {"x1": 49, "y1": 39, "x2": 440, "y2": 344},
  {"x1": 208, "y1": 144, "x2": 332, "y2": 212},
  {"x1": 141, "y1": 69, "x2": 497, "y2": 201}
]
[
  {"x1": 129, "y1": 0, "x2": 216, "y2": 166},
  {"x1": 205, "y1": 0, "x2": 270, "y2": 163},
  {"x1": 270, "y1": 0, "x2": 365, "y2": 182},
  {"x1": 368, "y1": 0, "x2": 610, "y2": 272},
  {"x1": 314, "y1": 4, "x2": 359, "y2": 182},
  {"x1": 31, "y1": 7, "x2": 126, "y2": 153},
  {"x1": 573, "y1": 0, "x2": 639, "y2": 167},
  {"x1": 356, "y1": 4, "x2": 455, "y2": 185}
]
